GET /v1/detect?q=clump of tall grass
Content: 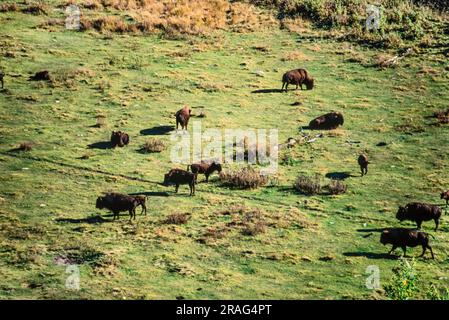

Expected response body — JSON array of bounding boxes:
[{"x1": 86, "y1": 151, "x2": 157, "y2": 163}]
[
  {"x1": 164, "y1": 213, "x2": 190, "y2": 225},
  {"x1": 69, "y1": 0, "x2": 276, "y2": 37},
  {"x1": 220, "y1": 166, "x2": 268, "y2": 189},
  {"x1": 294, "y1": 174, "x2": 322, "y2": 195},
  {"x1": 326, "y1": 180, "x2": 348, "y2": 195},
  {"x1": 294, "y1": 174, "x2": 348, "y2": 195},
  {"x1": 140, "y1": 139, "x2": 166, "y2": 153}
]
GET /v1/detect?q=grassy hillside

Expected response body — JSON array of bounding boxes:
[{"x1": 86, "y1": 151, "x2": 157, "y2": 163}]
[{"x1": 0, "y1": 1, "x2": 448, "y2": 299}]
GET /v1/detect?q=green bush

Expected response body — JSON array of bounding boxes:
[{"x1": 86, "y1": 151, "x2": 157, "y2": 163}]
[
  {"x1": 384, "y1": 258, "x2": 419, "y2": 300},
  {"x1": 249, "y1": 0, "x2": 441, "y2": 48}
]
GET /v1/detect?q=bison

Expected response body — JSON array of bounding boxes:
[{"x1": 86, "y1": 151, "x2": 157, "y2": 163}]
[
  {"x1": 29, "y1": 70, "x2": 51, "y2": 81},
  {"x1": 441, "y1": 190, "x2": 449, "y2": 207},
  {"x1": 96, "y1": 193, "x2": 147, "y2": 220},
  {"x1": 281, "y1": 68, "x2": 314, "y2": 92},
  {"x1": 176, "y1": 106, "x2": 191, "y2": 131},
  {"x1": 396, "y1": 202, "x2": 442, "y2": 231},
  {"x1": 163, "y1": 169, "x2": 196, "y2": 196},
  {"x1": 0, "y1": 70, "x2": 4, "y2": 88},
  {"x1": 110, "y1": 131, "x2": 129, "y2": 148},
  {"x1": 357, "y1": 154, "x2": 369, "y2": 176},
  {"x1": 309, "y1": 112, "x2": 344, "y2": 130},
  {"x1": 380, "y1": 228, "x2": 434, "y2": 259},
  {"x1": 187, "y1": 160, "x2": 222, "y2": 182}
]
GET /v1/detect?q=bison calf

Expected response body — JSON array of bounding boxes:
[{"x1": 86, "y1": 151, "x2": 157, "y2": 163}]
[
  {"x1": 187, "y1": 161, "x2": 222, "y2": 182},
  {"x1": 309, "y1": 112, "x2": 344, "y2": 130},
  {"x1": 281, "y1": 68, "x2": 314, "y2": 92},
  {"x1": 358, "y1": 154, "x2": 369, "y2": 176},
  {"x1": 176, "y1": 106, "x2": 191, "y2": 131},
  {"x1": 96, "y1": 193, "x2": 147, "y2": 220},
  {"x1": 380, "y1": 228, "x2": 434, "y2": 259},
  {"x1": 396, "y1": 202, "x2": 442, "y2": 231},
  {"x1": 441, "y1": 190, "x2": 449, "y2": 207},
  {"x1": 111, "y1": 131, "x2": 129, "y2": 148},
  {"x1": 163, "y1": 169, "x2": 196, "y2": 196}
]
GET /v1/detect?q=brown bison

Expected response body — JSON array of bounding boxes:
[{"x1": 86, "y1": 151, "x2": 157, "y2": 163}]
[
  {"x1": 380, "y1": 228, "x2": 434, "y2": 259},
  {"x1": 309, "y1": 112, "x2": 344, "y2": 130},
  {"x1": 357, "y1": 154, "x2": 369, "y2": 176},
  {"x1": 176, "y1": 106, "x2": 191, "y2": 131},
  {"x1": 187, "y1": 160, "x2": 222, "y2": 182},
  {"x1": 29, "y1": 70, "x2": 51, "y2": 81},
  {"x1": 396, "y1": 202, "x2": 442, "y2": 231},
  {"x1": 163, "y1": 169, "x2": 196, "y2": 196},
  {"x1": 0, "y1": 70, "x2": 4, "y2": 88},
  {"x1": 281, "y1": 68, "x2": 314, "y2": 92},
  {"x1": 441, "y1": 190, "x2": 449, "y2": 207},
  {"x1": 111, "y1": 131, "x2": 129, "y2": 148},
  {"x1": 96, "y1": 193, "x2": 147, "y2": 220}
]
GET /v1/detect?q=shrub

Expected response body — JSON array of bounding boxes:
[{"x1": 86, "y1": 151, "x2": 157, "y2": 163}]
[
  {"x1": 220, "y1": 166, "x2": 268, "y2": 189},
  {"x1": 164, "y1": 213, "x2": 190, "y2": 225},
  {"x1": 384, "y1": 258, "x2": 419, "y2": 300},
  {"x1": 0, "y1": 3, "x2": 19, "y2": 12},
  {"x1": 326, "y1": 180, "x2": 347, "y2": 195},
  {"x1": 242, "y1": 221, "x2": 266, "y2": 236},
  {"x1": 294, "y1": 174, "x2": 322, "y2": 195},
  {"x1": 141, "y1": 139, "x2": 166, "y2": 153},
  {"x1": 22, "y1": 2, "x2": 49, "y2": 15}
]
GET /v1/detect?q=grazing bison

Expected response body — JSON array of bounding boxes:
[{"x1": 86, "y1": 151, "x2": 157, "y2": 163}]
[
  {"x1": 110, "y1": 131, "x2": 129, "y2": 148},
  {"x1": 176, "y1": 106, "x2": 191, "y2": 131},
  {"x1": 358, "y1": 154, "x2": 369, "y2": 176},
  {"x1": 163, "y1": 169, "x2": 196, "y2": 196},
  {"x1": 29, "y1": 70, "x2": 51, "y2": 81},
  {"x1": 96, "y1": 193, "x2": 147, "y2": 220},
  {"x1": 0, "y1": 70, "x2": 4, "y2": 88},
  {"x1": 396, "y1": 202, "x2": 442, "y2": 231},
  {"x1": 380, "y1": 228, "x2": 434, "y2": 259},
  {"x1": 441, "y1": 190, "x2": 449, "y2": 207},
  {"x1": 187, "y1": 160, "x2": 222, "y2": 182},
  {"x1": 309, "y1": 112, "x2": 344, "y2": 130},
  {"x1": 281, "y1": 68, "x2": 314, "y2": 92}
]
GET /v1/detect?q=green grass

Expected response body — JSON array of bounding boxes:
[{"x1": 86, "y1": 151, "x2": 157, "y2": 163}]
[{"x1": 1, "y1": 4, "x2": 449, "y2": 299}]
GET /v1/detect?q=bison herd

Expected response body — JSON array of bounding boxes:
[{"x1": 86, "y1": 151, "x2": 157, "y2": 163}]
[
  {"x1": 92, "y1": 67, "x2": 447, "y2": 260},
  {"x1": 4, "y1": 63, "x2": 443, "y2": 261}
]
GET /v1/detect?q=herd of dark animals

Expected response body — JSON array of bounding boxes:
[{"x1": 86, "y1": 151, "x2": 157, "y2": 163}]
[{"x1": 2, "y1": 66, "x2": 447, "y2": 260}]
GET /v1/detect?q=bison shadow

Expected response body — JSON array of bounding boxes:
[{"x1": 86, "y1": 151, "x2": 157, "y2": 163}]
[
  {"x1": 356, "y1": 228, "x2": 387, "y2": 233},
  {"x1": 87, "y1": 141, "x2": 113, "y2": 149},
  {"x1": 343, "y1": 252, "x2": 398, "y2": 260},
  {"x1": 325, "y1": 172, "x2": 353, "y2": 180},
  {"x1": 140, "y1": 125, "x2": 175, "y2": 136},
  {"x1": 301, "y1": 125, "x2": 337, "y2": 131},
  {"x1": 55, "y1": 215, "x2": 112, "y2": 224},
  {"x1": 128, "y1": 191, "x2": 170, "y2": 197},
  {"x1": 251, "y1": 89, "x2": 284, "y2": 94}
]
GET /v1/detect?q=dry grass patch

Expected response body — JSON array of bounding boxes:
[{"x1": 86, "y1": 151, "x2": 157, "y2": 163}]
[
  {"x1": 164, "y1": 213, "x2": 190, "y2": 225},
  {"x1": 220, "y1": 166, "x2": 268, "y2": 189},
  {"x1": 140, "y1": 138, "x2": 166, "y2": 153},
  {"x1": 72, "y1": 0, "x2": 277, "y2": 36},
  {"x1": 281, "y1": 50, "x2": 312, "y2": 62},
  {"x1": 294, "y1": 174, "x2": 322, "y2": 195}
]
